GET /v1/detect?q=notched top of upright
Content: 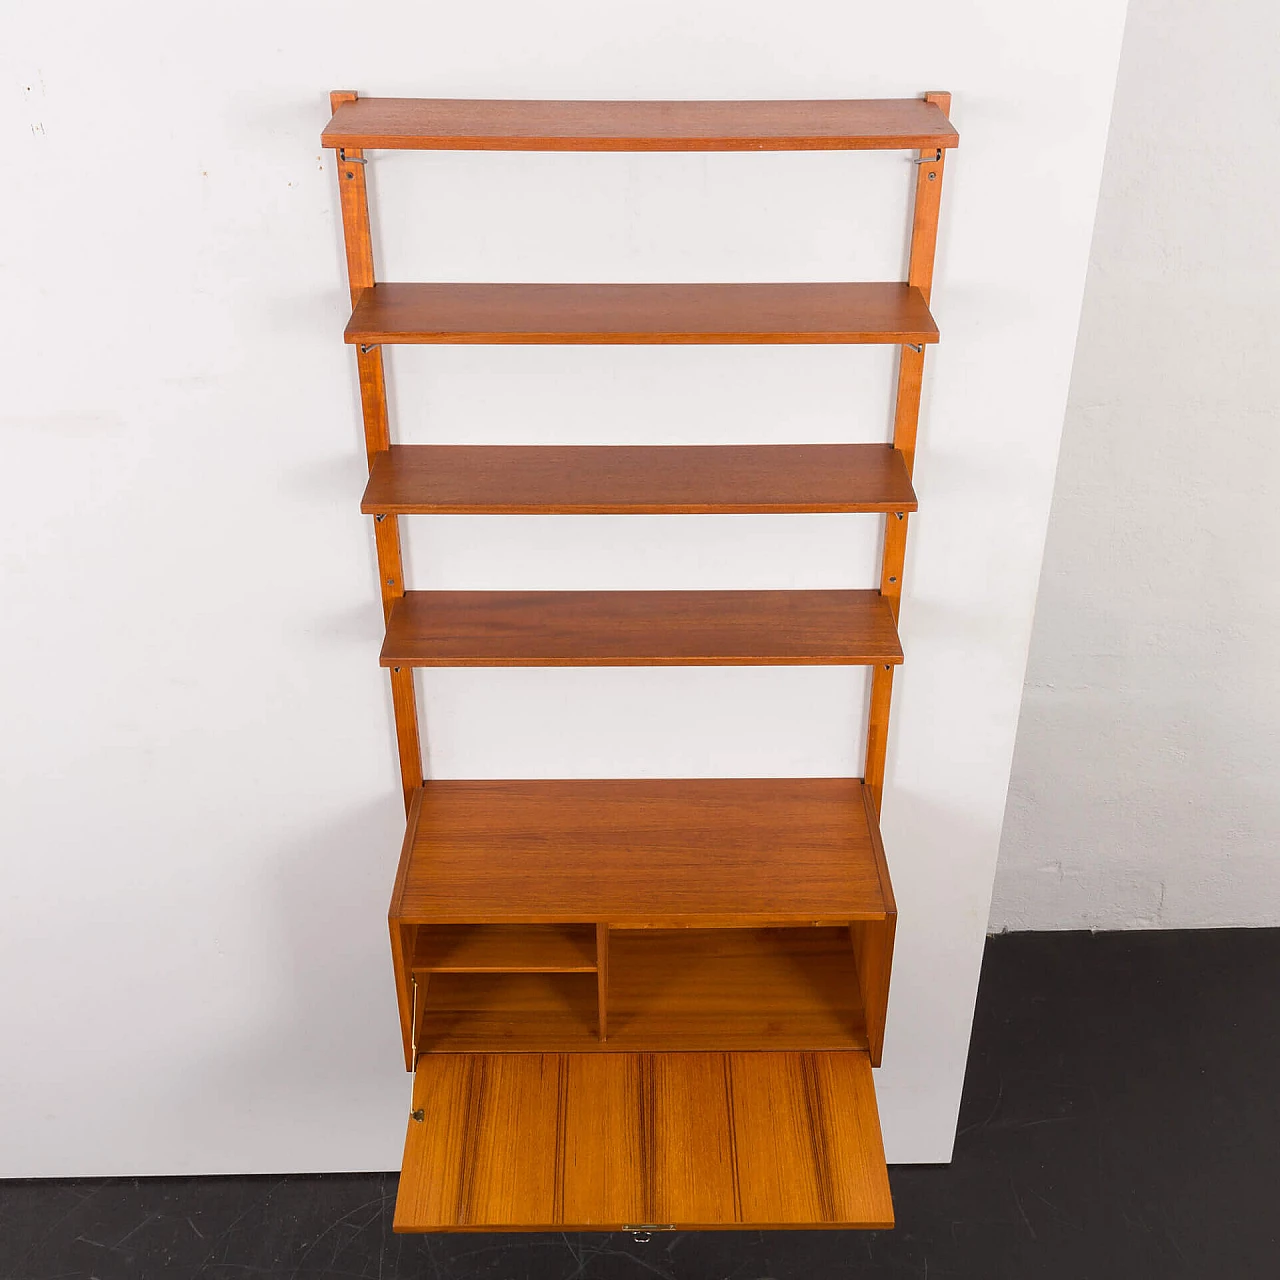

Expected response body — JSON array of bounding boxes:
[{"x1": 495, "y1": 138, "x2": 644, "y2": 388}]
[{"x1": 321, "y1": 96, "x2": 959, "y2": 152}]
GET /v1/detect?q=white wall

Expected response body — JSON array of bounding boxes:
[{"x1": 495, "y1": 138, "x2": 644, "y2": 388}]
[
  {"x1": 992, "y1": 0, "x2": 1280, "y2": 932},
  {"x1": 0, "y1": 1, "x2": 1125, "y2": 1175}
]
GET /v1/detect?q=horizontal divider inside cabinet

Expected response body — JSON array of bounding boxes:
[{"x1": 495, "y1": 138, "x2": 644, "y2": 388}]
[{"x1": 411, "y1": 924, "x2": 598, "y2": 973}]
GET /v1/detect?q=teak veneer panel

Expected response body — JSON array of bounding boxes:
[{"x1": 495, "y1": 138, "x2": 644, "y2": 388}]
[
  {"x1": 361, "y1": 444, "x2": 918, "y2": 515},
  {"x1": 412, "y1": 924, "x2": 598, "y2": 973},
  {"x1": 391, "y1": 778, "x2": 890, "y2": 926},
  {"x1": 419, "y1": 972, "x2": 600, "y2": 1050},
  {"x1": 395, "y1": 1051, "x2": 893, "y2": 1229},
  {"x1": 605, "y1": 928, "x2": 867, "y2": 1051},
  {"x1": 379, "y1": 589, "x2": 902, "y2": 667},
  {"x1": 415, "y1": 929, "x2": 868, "y2": 1054},
  {"x1": 324, "y1": 97, "x2": 958, "y2": 153},
  {"x1": 345, "y1": 283, "x2": 938, "y2": 346}
]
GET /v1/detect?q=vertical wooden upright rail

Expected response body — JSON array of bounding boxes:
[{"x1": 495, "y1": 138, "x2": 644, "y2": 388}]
[
  {"x1": 330, "y1": 90, "x2": 423, "y2": 814},
  {"x1": 863, "y1": 91, "x2": 950, "y2": 816}
]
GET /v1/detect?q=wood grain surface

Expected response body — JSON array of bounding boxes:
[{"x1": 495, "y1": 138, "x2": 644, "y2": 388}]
[
  {"x1": 416, "y1": 972, "x2": 600, "y2": 1051},
  {"x1": 411, "y1": 928, "x2": 869, "y2": 1054},
  {"x1": 322, "y1": 96, "x2": 958, "y2": 152},
  {"x1": 607, "y1": 928, "x2": 867, "y2": 1050},
  {"x1": 344, "y1": 282, "x2": 938, "y2": 345},
  {"x1": 850, "y1": 785, "x2": 898, "y2": 1068},
  {"x1": 360, "y1": 444, "x2": 917, "y2": 515},
  {"x1": 379, "y1": 589, "x2": 902, "y2": 667},
  {"x1": 394, "y1": 1051, "x2": 892, "y2": 1229},
  {"x1": 412, "y1": 924, "x2": 598, "y2": 973},
  {"x1": 390, "y1": 778, "x2": 889, "y2": 925}
]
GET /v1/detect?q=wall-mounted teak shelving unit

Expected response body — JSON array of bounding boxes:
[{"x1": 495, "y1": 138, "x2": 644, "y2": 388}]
[{"x1": 323, "y1": 91, "x2": 957, "y2": 1233}]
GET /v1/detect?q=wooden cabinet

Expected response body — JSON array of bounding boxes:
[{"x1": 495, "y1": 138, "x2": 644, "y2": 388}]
[{"x1": 323, "y1": 90, "x2": 957, "y2": 1232}]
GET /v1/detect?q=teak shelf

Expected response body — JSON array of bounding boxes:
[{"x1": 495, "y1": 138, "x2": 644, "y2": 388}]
[
  {"x1": 345, "y1": 281, "x2": 939, "y2": 345},
  {"x1": 361, "y1": 443, "x2": 918, "y2": 515},
  {"x1": 324, "y1": 89, "x2": 956, "y2": 1234},
  {"x1": 379, "y1": 589, "x2": 903, "y2": 667},
  {"x1": 322, "y1": 95, "x2": 958, "y2": 152}
]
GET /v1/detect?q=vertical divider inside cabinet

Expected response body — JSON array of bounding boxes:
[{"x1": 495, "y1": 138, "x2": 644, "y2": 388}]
[{"x1": 596, "y1": 924, "x2": 610, "y2": 1041}]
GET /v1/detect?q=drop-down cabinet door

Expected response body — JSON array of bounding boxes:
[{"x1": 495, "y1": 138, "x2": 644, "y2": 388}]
[{"x1": 394, "y1": 1050, "x2": 892, "y2": 1231}]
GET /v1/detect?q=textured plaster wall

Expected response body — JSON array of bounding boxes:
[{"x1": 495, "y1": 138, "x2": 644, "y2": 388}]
[{"x1": 992, "y1": 0, "x2": 1280, "y2": 930}]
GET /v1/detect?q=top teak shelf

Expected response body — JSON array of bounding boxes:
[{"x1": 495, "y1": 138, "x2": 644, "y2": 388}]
[{"x1": 321, "y1": 96, "x2": 960, "y2": 152}]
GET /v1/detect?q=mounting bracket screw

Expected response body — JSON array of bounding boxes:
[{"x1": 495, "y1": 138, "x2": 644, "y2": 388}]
[{"x1": 410, "y1": 1109, "x2": 424, "y2": 1122}]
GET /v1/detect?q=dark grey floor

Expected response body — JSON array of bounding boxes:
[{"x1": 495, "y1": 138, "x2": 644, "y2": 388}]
[{"x1": 3, "y1": 929, "x2": 1276, "y2": 1279}]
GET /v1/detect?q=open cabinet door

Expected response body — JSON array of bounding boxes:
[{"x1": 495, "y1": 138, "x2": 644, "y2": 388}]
[{"x1": 395, "y1": 1050, "x2": 892, "y2": 1231}]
